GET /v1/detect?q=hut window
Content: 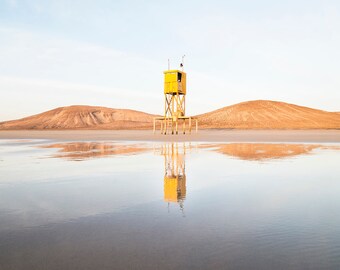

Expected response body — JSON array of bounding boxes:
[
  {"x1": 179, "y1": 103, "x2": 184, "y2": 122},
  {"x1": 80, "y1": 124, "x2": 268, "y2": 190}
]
[{"x1": 177, "y1": 73, "x2": 182, "y2": 82}]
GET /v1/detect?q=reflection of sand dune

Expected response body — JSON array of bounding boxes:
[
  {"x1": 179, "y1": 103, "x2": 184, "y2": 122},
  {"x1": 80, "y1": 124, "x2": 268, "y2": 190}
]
[
  {"x1": 205, "y1": 143, "x2": 324, "y2": 161},
  {"x1": 41, "y1": 142, "x2": 148, "y2": 160}
]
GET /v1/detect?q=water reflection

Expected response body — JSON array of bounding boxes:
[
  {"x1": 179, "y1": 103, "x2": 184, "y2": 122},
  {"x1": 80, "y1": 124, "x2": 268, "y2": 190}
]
[
  {"x1": 41, "y1": 141, "x2": 338, "y2": 162},
  {"x1": 43, "y1": 141, "x2": 190, "y2": 211},
  {"x1": 203, "y1": 143, "x2": 327, "y2": 161},
  {"x1": 1, "y1": 140, "x2": 340, "y2": 270},
  {"x1": 160, "y1": 143, "x2": 187, "y2": 210},
  {"x1": 41, "y1": 142, "x2": 148, "y2": 160}
]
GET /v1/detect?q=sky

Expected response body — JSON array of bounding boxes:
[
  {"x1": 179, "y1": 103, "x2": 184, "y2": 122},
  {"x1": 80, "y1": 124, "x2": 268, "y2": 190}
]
[{"x1": 0, "y1": 0, "x2": 339, "y2": 121}]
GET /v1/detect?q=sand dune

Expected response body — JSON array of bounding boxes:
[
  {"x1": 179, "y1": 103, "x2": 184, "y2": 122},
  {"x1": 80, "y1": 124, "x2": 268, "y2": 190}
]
[
  {"x1": 0, "y1": 100, "x2": 340, "y2": 130},
  {"x1": 197, "y1": 100, "x2": 340, "y2": 129},
  {"x1": 0, "y1": 105, "x2": 156, "y2": 130}
]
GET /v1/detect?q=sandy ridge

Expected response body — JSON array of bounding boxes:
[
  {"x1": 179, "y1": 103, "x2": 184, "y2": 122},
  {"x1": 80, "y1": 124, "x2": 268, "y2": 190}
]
[
  {"x1": 197, "y1": 100, "x2": 340, "y2": 129},
  {"x1": 0, "y1": 100, "x2": 340, "y2": 130}
]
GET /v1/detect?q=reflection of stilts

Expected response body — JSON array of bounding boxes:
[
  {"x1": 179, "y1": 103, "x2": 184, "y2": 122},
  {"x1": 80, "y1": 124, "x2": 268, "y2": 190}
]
[{"x1": 160, "y1": 143, "x2": 187, "y2": 212}]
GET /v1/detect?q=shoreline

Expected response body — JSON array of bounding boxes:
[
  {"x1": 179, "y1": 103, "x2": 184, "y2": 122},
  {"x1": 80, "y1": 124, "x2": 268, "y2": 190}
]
[{"x1": 1, "y1": 129, "x2": 340, "y2": 143}]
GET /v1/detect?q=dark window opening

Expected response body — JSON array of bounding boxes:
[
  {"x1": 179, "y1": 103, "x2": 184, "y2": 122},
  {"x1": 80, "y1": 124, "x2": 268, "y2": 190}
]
[{"x1": 177, "y1": 72, "x2": 182, "y2": 82}]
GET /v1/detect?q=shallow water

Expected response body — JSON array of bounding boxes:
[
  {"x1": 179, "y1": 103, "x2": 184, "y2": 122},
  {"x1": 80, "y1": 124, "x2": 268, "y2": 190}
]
[{"x1": 0, "y1": 140, "x2": 340, "y2": 270}]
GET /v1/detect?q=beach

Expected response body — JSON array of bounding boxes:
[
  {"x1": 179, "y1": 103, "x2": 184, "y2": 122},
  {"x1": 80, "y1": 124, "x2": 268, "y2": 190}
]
[
  {"x1": 1, "y1": 129, "x2": 340, "y2": 142},
  {"x1": 1, "y1": 134, "x2": 340, "y2": 270}
]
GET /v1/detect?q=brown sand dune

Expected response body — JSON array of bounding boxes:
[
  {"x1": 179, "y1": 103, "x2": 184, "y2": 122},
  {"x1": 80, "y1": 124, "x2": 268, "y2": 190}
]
[
  {"x1": 197, "y1": 100, "x2": 340, "y2": 129},
  {"x1": 0, "y1": 105, "x2": 157, "y2": 130},
  {"x1": 0, "y1": 100, "x2": 340, "y2": 130}
]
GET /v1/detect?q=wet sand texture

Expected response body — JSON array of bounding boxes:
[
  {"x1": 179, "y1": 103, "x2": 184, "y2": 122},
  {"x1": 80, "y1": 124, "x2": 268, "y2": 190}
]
[{"x1": 0, "y1": 130, "x2": 340, "y2": 143}]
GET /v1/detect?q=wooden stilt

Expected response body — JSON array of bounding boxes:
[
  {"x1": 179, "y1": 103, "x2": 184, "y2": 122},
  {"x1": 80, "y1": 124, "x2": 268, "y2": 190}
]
[
  {"x1": 153, "y1": 69, "x2": 199, "y2": 135},
  {"x1": 164, "y1": 119, "x2": 167, "y2": 135}
]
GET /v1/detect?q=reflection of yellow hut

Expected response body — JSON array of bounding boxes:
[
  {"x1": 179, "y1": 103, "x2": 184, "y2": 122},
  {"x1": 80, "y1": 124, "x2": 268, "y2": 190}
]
[
  {"x1": 164, "y1": 175, "x2": 186, "y2": 203},
  {"x1": 161, "y1": 143, "x2": 187, "y2": 205}
]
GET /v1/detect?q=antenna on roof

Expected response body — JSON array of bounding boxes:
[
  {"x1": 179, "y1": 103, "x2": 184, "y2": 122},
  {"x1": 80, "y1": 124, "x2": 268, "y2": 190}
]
[{"x1": 181, "y1": 55, "x2": 185, "y2": 71}]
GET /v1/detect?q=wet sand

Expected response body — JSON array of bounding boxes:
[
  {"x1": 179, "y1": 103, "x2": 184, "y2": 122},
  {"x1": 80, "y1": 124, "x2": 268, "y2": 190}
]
[
  {"x1": 0, "y1": 129, "x2": 340, "y2": 142},
  {"x1": 1, "y1": 135, "x2": 340, "y2": 269}
]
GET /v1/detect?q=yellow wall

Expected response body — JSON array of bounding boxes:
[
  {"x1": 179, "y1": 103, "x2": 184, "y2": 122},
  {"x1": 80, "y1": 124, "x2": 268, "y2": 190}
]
[{"x1": 164, "y1": 70, "x2": 186, "y2": 95}]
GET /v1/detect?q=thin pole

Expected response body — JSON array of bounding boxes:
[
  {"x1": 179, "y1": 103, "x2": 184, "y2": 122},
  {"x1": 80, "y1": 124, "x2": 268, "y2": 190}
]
[
  {"x1": 181, "y1": 55, "x2": 185, "y2": 71},
  {"x1": 164, "y1": 119, "x2": 167, "y2": 135},
  {"x1": 164, "y1": 95, "x2": 167, "y2": 118}
]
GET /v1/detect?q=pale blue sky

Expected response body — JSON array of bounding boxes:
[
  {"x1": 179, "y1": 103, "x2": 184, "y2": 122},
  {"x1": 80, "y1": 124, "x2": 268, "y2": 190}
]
[{"x1": 0, "y1": 0, "x2": 339, "y2": 121}]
